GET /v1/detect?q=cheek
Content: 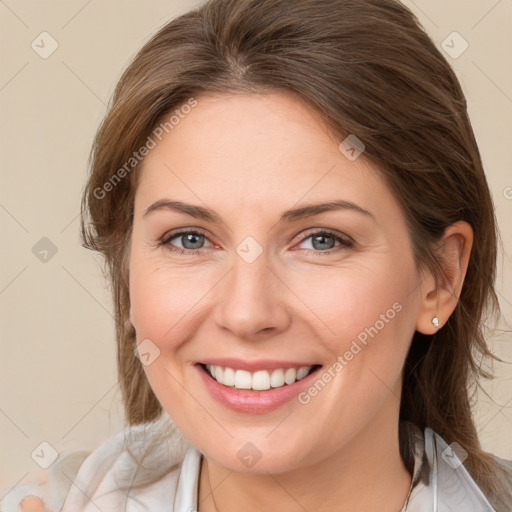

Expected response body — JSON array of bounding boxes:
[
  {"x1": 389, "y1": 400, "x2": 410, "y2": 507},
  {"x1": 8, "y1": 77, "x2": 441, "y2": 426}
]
[
  {"x1": 128, "y1": 259, "x2": 203, "y2": 410},
  {"x1": 129, "y1": 255, "x2": 208, "y2": 341},
  {"x1": 286, "y1": 256, "x2": 420, "y2": 418},
  {"x1": 288, "y1": 262, "x2": 419, "y2": 437},
  {"x1": 287, "y1": 257, "x2": 418, "y2": 355}
]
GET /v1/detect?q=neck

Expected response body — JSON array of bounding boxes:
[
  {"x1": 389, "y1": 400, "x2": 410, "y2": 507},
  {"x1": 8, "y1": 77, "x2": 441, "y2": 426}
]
[{"x1": 198, "y1": 396, "x2": 412, "y2": 512}]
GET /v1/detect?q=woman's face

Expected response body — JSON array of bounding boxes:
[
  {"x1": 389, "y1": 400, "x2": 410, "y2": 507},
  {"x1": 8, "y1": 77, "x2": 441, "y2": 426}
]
[{"x1": 129, "y1": 91, "x2": 425, "y2": 473}]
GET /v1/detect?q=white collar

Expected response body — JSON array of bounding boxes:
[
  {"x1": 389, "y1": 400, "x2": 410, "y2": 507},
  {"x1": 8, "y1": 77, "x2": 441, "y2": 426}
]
[
  {"x1": 24, "y1": 412, "x2": 502, "y2": 511},
  {"x1": 171, "y1": 421, "x2": 498, "y2": 512}
]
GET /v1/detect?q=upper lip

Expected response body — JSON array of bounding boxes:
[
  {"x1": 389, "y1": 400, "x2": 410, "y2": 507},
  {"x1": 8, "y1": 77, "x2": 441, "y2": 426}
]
[{"x1": 198, "y1": 358, "x2": 321, "y2": 372}]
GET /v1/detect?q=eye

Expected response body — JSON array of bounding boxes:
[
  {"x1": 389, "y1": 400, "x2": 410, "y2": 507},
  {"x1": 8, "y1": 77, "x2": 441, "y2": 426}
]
[
  {"x1": 294, "y1": 229, "x2": 354, "y2": 255},
  {"x1": 159, "y1": 228, "x2": 354, "y2": 256},
  {"x1": 160, "y1": 229, "x2": 213, "y2": 255}
]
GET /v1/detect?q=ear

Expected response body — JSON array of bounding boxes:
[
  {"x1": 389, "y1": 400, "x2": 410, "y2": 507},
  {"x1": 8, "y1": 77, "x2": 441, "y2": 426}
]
[{"x1": 416, "y1": 221, "x2": 473, "y2": 334}]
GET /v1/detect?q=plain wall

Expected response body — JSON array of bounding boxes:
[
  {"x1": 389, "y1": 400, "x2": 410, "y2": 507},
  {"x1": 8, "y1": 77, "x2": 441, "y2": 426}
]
[{"x1": 1, "y1": 0, "x2": 511, "y2": 493}]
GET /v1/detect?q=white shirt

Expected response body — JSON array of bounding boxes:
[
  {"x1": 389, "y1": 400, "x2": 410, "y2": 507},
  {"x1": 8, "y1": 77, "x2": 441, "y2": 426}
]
[{"x1": 2, "y1": 412, "x2": 510, "y2": 511}]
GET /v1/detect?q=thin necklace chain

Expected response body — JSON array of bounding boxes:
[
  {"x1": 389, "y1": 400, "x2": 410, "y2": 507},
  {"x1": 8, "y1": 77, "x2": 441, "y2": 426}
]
[
  {"x1": 206, "y1": 458, "x2": 219, "y2": 512},
  {"x1": 205, "y1": 458, "x2": 411, "y2": 512}
]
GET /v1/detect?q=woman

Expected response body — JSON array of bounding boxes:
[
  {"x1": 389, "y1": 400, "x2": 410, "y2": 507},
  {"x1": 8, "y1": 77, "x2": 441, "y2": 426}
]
[{"x1": 6, "y1": 0, "x2": 512, "y2": 510}]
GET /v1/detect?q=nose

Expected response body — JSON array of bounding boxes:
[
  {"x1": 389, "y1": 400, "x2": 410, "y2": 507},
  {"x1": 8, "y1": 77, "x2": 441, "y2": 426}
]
[{"x1": 214, "y1": 251, "x2": 291, "y2": 341}]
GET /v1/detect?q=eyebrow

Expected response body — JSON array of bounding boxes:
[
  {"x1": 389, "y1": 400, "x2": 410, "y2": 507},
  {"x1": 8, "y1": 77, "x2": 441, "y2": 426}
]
[{"x1": 143, "y1": 199, "x2": 375, "y2": 224}]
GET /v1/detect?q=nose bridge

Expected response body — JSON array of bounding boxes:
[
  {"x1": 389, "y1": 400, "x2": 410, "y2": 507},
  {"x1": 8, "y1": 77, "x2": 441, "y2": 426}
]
[{"x1": 214, "y1": 240, "x2": 290, "y2": 338}]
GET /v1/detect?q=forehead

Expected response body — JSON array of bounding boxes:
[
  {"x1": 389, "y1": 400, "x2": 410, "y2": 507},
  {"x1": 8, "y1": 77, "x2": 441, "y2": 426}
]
[{"x1": 135, "y1": 91, "x2": 393, "y2": 218}]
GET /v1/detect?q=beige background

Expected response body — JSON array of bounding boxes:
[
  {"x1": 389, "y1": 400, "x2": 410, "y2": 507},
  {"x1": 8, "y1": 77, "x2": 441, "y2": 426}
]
[{"x1": 0, "y1": 0, "x2": 511, "y2": 495}]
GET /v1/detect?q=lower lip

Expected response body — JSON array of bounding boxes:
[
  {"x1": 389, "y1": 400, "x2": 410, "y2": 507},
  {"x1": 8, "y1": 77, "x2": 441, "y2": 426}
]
[{"x1": 195, "y1": 364, "x2": 322, "y2": 414}]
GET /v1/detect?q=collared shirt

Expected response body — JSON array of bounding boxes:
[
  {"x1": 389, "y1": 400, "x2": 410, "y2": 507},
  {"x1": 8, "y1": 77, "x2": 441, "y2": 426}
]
[{"x1": 2, "y1": 413, "x2": 510, "y2": 511}]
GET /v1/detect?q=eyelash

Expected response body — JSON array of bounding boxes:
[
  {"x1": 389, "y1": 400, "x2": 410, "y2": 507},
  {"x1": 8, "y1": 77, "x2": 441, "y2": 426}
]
[{"x1": 158, "y1": 228, "x2": 354, "y2": 256}]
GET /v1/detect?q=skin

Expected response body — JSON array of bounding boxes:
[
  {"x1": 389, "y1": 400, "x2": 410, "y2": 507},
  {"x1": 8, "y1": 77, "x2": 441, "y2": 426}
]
[
  {"x1": 20, "y1": 497, "x2": 48, "y2": 512},
  {"x1": 125, "y1": 91, "x2": 473, "y2": 512}
]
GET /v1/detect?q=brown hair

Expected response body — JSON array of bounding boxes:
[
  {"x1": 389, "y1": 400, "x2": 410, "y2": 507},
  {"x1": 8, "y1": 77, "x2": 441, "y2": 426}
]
[{"x1": 80, "y1": 0, "x2": 510, "y2": 506}]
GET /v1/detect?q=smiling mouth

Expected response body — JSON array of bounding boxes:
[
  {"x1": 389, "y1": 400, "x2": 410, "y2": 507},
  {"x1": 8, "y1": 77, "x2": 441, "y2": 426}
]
[{"x1": 199, "y1": 363, "x2": 322, "y2": 391}]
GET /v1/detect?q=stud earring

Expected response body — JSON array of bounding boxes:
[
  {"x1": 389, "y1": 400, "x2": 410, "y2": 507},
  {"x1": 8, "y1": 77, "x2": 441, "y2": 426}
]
[{"x1": 432, "y1": 316, "x2": 439, "y2": 328}]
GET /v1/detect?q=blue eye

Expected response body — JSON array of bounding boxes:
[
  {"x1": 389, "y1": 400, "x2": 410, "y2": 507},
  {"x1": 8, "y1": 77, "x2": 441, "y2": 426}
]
[
  {"x1": 296, "y1": 230, "x2": 354, "y2": 254},
  {"x1": 159, "y1": 229, "x2": 353, "y2": 256},
  {"x1": 161, "y1": 230, "x2": 212, "y2": 255}
]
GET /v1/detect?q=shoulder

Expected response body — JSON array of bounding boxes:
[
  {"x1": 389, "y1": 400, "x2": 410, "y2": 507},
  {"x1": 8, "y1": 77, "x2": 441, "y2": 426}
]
[
  {"x1": 61, "y1": 412, "x2": 191, "y2": 511},
  {"x1": 406, "y1": 423, "x2": 511, "y2": 511},
  {"x1": 493, "y1": 454, "x2": 512, "y2": 481},
  {"x1": 0, "y1": 412, "x2": 191, "y2": 512},
  {"x1": 490, "y1": 454, "x2": 512, "y2": 511}
]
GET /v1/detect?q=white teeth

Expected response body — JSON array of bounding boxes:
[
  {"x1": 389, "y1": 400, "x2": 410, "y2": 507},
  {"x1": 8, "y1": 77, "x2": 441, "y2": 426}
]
[
  {"x1": 270, "y1": 369, "x2": 285, "y2": 388},
  {"x1": 234, "y1": 370, "x2": 252, "y2": 389},
  {"x1": 222, "y1": 367, "x2": 235, "y2": 386},
  {"x1": 205, "y1": 364, "x2": 313, "y2": 390},
  {"x1": 284, "y1": 368, "x2": 297, "y2": 385},
  {"x1": 296, "y1": 367, "x2": 309, "y2": 380},
  {"x1": 252, "y1": 370, "x2": 271, "y2": 391}
]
